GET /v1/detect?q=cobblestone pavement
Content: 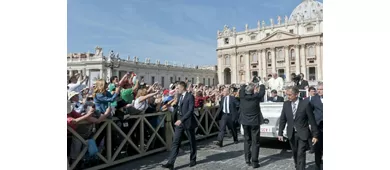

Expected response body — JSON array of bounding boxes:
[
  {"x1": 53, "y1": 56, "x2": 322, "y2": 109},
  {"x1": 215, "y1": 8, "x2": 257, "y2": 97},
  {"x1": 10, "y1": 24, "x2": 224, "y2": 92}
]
[{"x1": 107, "y1": 135, "x2": 320, "y2": 170}]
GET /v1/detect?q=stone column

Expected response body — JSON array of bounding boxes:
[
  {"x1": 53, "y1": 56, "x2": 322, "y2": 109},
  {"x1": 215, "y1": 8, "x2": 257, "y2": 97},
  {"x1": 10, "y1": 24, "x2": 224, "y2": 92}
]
[
  {"x1": 295, "y1": 45, "x2": 301, "y2": 74},
  {"x1": 112, "y1": 69, "x2": 119, "y2": 77},
  {"x1": 245, "y1": 52, "x2": 251, "y2": 82},
  {"x1": 107, "y1": 68, "x2": 112, "y2": 80},
  {"x1": 316, "y1": 42, "x2": 322, "y2": 81},
  {"x1": 231, "y1": 53, "x2": 238, "y2": 84},
  {"x1": 271, "y1": 48, "x2": 276, "y2": 73},
  {"x1": 257, "y1": 50, "x2": 262, "y2": 78},
  {"x1": 99, "y1": 69, "x2": 104, "y2": 80},
  {"x1": 284, "y1": 46, "x2": 290, "y2": 81},
  {"x1": 261, "y1": 49, "x2": 267, "y2": 78},
  {"x1": 300, "y1": 44, "x2": 307, "y2": 76},
  {"x1": 217, "y1": 55, "x2": 224, "y2": 85}
]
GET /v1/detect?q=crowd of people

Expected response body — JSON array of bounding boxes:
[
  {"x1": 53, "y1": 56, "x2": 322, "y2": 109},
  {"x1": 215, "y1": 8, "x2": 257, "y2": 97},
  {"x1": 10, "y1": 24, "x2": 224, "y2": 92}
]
[{"x1": 67, "y1": 71, "x2": 321, "y2": 170}]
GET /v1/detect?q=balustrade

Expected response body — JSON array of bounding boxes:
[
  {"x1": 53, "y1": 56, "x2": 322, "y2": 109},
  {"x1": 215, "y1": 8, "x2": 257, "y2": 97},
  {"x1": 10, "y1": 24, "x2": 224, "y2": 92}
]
[{"x1": 67, "y1": 106, "x2": 220, "y2": 170}]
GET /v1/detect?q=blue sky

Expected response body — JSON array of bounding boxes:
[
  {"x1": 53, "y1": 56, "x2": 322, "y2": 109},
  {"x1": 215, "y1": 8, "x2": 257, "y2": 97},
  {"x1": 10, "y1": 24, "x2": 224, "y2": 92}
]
[{"x1": 68, "y1": 0, "x2": 322, "y2": 65}]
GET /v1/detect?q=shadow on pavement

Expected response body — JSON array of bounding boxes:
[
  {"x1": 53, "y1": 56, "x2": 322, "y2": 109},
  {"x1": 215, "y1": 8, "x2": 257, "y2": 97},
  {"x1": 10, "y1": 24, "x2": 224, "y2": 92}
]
[
  {"x1": 174, "y1": 150, "x2": 244, "y2": 170},
  {"x1": 258, "y1": 149, "x2": 291, "y2": 167},
  {"x1": 306, "y1": 161, "x2": 322, "y2": 170},
  {"x1": 260, "y1": 138, "x2": 291, "y2": 150}
]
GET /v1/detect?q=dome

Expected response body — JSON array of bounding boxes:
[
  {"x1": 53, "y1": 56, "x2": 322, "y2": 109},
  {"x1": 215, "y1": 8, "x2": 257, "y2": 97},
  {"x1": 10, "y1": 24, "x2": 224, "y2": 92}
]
[{"x1": 289, "y1": 0, "x2": 323, "y2": 22}]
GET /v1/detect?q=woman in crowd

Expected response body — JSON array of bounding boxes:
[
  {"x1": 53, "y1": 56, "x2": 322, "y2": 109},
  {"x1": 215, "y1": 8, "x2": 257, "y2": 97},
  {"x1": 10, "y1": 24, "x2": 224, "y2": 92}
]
[
  {"x1": 93, "y1": 79, "x2": 120, "y2": 117},
  {"x1": 126, "y1": 88, "x2": 160, "y2": 114},
  {"x1": 161, "y1": 90, "x2": 177, "y2": 112}
]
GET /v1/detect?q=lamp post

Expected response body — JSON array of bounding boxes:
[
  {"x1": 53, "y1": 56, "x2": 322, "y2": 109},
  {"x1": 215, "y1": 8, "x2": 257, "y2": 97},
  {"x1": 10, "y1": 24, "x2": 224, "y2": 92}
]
[{"x1": 103, "y1": 50, "x2": 121, "y2": 81}]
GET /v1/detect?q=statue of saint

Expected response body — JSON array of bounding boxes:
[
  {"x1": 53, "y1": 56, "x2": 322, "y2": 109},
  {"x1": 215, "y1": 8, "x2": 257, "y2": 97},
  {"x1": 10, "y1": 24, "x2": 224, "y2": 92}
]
[
  {"x1": 285, "y1": 15, "x2": 288, "y2": 24},
  {"x1": 277, "y1": 16, "x2": 281, "y2": 25}
]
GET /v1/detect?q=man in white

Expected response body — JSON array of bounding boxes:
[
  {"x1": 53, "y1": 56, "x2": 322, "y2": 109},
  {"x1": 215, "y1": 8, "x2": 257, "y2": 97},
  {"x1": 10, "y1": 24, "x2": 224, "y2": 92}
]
[{"x1": 267, "y1": 73, "x2": 284, "y2": 91}]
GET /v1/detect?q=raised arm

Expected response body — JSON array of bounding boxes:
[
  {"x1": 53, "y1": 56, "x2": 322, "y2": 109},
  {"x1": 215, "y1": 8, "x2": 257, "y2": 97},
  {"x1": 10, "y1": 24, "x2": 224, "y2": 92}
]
[
  {"x1": 86, "y1": 107, "x2": 112, "y2": 123},
  {"x1": 95, "y1": 89, "x2": 119, "y2": 103},
  {"x1": 118, "y1": 74, "x2": 129, "y2": 87},
  {"x1": 131, "y1": 80, "x2": 139, "y2": 91},
  {"x1": 255, "y1": 84, "x2": 266, "y2": 99},
  {"x1": 239, "y1": 85, "x2": 246, "y2": 98},
  {"x1": 68, "y1": 109, "x2": 94, "y2": 124},
  {"x1": 138, "y1": 91, "x2": 159, "y2": 103}
]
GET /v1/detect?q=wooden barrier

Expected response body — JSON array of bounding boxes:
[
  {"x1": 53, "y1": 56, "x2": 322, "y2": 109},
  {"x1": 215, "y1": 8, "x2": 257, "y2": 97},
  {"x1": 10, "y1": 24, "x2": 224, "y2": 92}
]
[{"x1": 67, "y1": 106, "x2": 220, "y2": 170}]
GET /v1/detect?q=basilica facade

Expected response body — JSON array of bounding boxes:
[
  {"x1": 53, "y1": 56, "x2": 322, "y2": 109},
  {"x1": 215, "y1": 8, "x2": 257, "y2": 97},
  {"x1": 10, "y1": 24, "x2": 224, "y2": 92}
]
[{"x1": 216, "y1": 0, "x2": 323, "y2": 84}]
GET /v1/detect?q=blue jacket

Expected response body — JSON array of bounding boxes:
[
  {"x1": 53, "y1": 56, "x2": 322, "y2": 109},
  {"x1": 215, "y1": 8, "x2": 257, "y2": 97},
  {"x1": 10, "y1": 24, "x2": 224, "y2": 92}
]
[{"x1": 94, "y1": 91, "x2": 118, "y2": 115}]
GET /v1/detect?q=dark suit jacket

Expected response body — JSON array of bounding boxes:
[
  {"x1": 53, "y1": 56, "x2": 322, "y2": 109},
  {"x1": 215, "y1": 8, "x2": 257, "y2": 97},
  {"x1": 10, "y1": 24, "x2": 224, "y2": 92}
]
[
  {"x1": 173, "y1": 92, "x2": 198, "y2": 129},
  {"x1": 267, "y1": 96, "x2": 284, "y2": 102},
  {"x1": 238, "y1": 84, "x2": 265, "y2": 126},
  {"x1": 278, "y1": 99, "x2": 319, "y2": 140},
  {"x1": 216, "y1": 95, "x2": 240, "y2": 121},
  {"x1": 298, "y1": 80, "x2": 309, "y2": 89},
  {"x1": 309, "y1": 94, "x2": 323, "y2": 126}
]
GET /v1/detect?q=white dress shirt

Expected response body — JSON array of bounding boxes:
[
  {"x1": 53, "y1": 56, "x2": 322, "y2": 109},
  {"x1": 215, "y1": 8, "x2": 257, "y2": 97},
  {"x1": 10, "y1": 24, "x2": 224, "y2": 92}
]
[{"x1": 223, "y1": 96, "x2": 230, "y2": 113}]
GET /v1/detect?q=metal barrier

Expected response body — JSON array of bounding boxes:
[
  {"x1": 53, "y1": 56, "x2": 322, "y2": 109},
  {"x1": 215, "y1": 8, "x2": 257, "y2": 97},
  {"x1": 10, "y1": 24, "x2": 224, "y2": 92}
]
[{"x1": 67, "y1": 106, "x2": 220, "y2": 170}]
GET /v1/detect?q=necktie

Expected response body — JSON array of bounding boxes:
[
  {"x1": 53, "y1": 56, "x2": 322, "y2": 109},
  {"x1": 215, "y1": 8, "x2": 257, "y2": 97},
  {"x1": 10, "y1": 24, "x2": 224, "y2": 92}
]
[
  {"x1": 292, "y1": 102, "x2": 297, "y2": 119},
  {"x1": 178, "y1": 95, "x2": 183, "y2": 115},
  {"x1": 224, "y1": 96, "x2": 229, "y2": 114}
]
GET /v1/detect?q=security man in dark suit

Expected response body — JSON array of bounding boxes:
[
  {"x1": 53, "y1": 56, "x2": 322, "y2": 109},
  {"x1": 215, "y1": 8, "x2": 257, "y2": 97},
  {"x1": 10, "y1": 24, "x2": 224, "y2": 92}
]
[
  {"x1": 298, "y1": 73, "x2": 309, "y2": 90},
  {"x1": 278, "y1": 86, "x2": 319, "y2": 170},
  {"x1": 213, "y1": 87, "x2": 240, "y2": 147},
  {"x1": 162, "y1": 81, "x2": 198, "y2": 170},
  {"x1": 309, "y1": 83, "x2": 323, "y2": 170},
  {"x1": 267, "y1": 89, "x2": 285, "y2": 102},
  {"x1": 239, "y1": 83, "x2": 265, "y2": 168}
]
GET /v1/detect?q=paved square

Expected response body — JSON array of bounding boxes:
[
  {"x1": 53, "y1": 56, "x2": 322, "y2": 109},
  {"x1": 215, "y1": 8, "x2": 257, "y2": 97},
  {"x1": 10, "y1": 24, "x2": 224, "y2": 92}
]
[{"x1": 107, "y1": 135, "x2": 319, "y2": 170}]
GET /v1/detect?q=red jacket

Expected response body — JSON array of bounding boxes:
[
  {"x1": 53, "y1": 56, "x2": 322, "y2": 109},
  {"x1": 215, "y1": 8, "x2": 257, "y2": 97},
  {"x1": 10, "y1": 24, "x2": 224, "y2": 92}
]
[{"x1": 195, "y1": 96, "x2": 209, "y2": 108}]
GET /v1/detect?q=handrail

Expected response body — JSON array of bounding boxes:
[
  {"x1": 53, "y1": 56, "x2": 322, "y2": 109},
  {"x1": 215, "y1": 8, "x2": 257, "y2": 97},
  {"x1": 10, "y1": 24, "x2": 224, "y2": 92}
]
[{"x1": 67, "y1": 106, "x2": 221, "y2": 170}]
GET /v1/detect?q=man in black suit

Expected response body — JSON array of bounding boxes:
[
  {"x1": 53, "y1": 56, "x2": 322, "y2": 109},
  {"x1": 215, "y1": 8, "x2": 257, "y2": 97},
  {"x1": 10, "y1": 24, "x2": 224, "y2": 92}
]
[
  {"x1": 213, "y1": 88, "x2": 240, "y2": 147},
  {"x1": 239, "y1": 83, "x2": 265, "y2": 168},
  {"x1": 298, "y1": 73, "x2": 309, "y2": 90},
  {"x1": 162, "y1": 81, "x2": 198, "y2": 170},
  {"x1": 278, "y1": 86, "x2": 319, "y2": 170},
  {"x1": 267, "y1": 89, "x2": 284, "y2": 102},
  {"x1": 309, "y1": 83, "x2": 323, "y2": 170}
]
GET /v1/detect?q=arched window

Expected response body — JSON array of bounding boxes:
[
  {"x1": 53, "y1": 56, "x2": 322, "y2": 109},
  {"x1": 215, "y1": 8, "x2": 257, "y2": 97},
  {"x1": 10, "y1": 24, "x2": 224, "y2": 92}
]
[
  {"x1": 240, "y1": 55, "x2": 244, "y2": 63},
  {"x1": 224, "y1": 55, "x2": 230, "y2": 65},
  {"x1": 308, "y1": 46, "x2": 315, "y2": 56},
  {"x1": 267, "y1": 52, "x2": 272, "y2": 62},
  {"x1": 251, "y1": 53, "x2": 258, "y2": 62},
  {"x1": 240, "y1": 71, "x2": 245, "y2": 82},
  {"x1": 277, "y1": 49, "x2": 284, "y2": 59},
  {"x1": 290, "y1": 49, "x2": 296, "y2": 60}
]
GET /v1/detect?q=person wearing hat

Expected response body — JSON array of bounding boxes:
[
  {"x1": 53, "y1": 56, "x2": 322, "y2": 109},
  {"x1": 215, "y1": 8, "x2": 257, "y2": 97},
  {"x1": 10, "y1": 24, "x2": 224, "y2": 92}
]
[
  {"x1": 68, "y1": 91, "x2": 86, "y2": 114},
  {"x1": 238, "y1": 83, "x2": 265, "y2": 168}
]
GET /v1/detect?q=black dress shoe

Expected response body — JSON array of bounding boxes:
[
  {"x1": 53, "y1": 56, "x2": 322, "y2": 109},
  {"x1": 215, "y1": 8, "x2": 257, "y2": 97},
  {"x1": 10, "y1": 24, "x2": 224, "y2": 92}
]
[
  {"x1": 246, "y1": 161, "x2": 251, "y2": 166},
  {"x1": 189, "y1": 161, "x2": 197, "y2": 167},
  {"x1": 213, "y1": 141, "x2": 223, "y2": 147},
  {"x1": 252, "y1": 163, "x2": 260, "y2": 168},
  {"x1": 234, "y1": 140, "x2": 239, "y2": 144},
  {"x1": 161, "y1": 163, "x2": 174, "y2": 169}
]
